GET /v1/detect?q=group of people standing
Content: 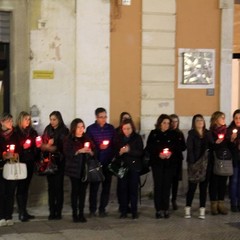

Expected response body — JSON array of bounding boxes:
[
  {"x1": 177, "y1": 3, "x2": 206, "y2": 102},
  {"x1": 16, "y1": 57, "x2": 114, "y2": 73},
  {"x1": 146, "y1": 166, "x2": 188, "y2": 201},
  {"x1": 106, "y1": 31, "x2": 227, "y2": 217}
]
[{"x1": 1, "y1": 108, "x2": 240, "y2": 226}]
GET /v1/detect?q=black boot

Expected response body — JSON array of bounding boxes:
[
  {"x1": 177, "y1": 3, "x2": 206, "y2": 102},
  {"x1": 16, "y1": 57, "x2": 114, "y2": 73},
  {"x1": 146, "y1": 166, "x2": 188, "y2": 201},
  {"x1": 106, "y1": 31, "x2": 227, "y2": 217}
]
[
  {"x1": 78, "y1": 213, "x2": 87, "y2": 223},
  {"x1": 17, "y1": 195, "x2": 29, "y2": 222}
]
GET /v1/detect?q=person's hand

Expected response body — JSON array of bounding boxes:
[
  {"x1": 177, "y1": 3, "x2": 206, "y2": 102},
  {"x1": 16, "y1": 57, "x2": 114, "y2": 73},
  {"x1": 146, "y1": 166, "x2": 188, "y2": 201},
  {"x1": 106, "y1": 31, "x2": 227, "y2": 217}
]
[
  {"x1": 2, "y1": 151, "x2": 14, "y2": 160},
  {"x1": 119, "y1": 145, "x2": 129, "y2": 155},
  {"x1": 48, "y1": 138, "x2": 54, "y2": 146},
  {"x1": 231, "y1": 132, "x2": 237, "y2": 142},
  {"x1": 216, "y1": 138, "x2": 223, "y2": 144}
]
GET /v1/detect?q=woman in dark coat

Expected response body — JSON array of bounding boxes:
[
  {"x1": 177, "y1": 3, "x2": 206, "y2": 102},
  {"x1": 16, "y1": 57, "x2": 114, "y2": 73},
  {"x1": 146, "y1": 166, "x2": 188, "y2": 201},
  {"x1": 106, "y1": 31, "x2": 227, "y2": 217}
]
[
  {"x1": 114, "y1": 118, "x2": 143, "y2": 219},
  {"x1": 0, "y1": 113, "x2": 20, "y2": 226},
  {"x1": 64, "y1": 118, "x2": 95, "y2": 222},
  {"x1": 41, "y1": 111, "x2": 69, "y2": 220},
  {"x1": 209, "y1": 111, "x2": 231, "y2": 215},
  {"x1": 228, "y1": 109, "x2": 240, "y2": 212},
  {"x1": 170, "y1": 114, "x2": 186, "y2": 210},
  {"x1": 185, "y1": 114, "x2": 212, "y2": 219},
  {"x1": 146, "y1": 114, "x2": 178, "y2": 219},
  {"x1": 15, "y1": 111, "x2": 41, "y2": 221}
]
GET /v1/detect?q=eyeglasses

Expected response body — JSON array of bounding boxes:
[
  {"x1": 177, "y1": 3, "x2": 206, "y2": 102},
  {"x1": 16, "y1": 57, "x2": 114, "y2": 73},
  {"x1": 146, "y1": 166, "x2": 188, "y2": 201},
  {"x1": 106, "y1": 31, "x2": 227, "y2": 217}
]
[{"x1": 97, "y1": 116, "x2": 107, "y2": 119}]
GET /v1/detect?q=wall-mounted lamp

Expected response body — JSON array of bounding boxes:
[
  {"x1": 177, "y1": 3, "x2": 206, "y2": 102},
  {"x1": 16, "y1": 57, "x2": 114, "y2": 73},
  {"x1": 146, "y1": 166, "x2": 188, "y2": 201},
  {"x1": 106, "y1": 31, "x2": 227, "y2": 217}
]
[{"x1": 122, "y1": 0, "x2": 131, "y2": 6}]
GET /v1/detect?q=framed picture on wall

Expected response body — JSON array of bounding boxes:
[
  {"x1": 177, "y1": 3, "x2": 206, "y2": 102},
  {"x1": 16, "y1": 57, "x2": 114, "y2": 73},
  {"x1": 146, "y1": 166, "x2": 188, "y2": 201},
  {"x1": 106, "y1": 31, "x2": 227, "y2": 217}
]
[{"x1": 178, "y1": 48, "x2": 215, "y2": 89}]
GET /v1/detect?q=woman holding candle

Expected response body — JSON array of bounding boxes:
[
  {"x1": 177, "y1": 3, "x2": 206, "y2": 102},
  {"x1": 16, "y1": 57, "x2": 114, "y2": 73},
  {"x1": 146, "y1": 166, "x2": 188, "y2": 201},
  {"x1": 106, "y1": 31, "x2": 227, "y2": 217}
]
[
  {"x1": 15, "y1": 111, "x2": 41, "y2": 222},
  {"x1": 41, "y1": 111, "x2": 69, "y2": 220},
  {"x1": 64, "y1": 118, "x2": 95, "y2": 222},
  {"x1": 228, "y1": 109, "x2": 240, "y2": 212},
  {"x1": 209, "y1": 111, "x2": 231, "y2": 215},
  {"x1": 185, "y1": 114, "x2": 212, "y2": 219},
  {"x1": 114, "y1": 118, "x2": 143, "y2": 219},
  {"x1": 0, "y1": 113, "x2": 20, "y2": 226},
  {"x1": 146, "y1": 114, "x2": 178, "y2": 219}
]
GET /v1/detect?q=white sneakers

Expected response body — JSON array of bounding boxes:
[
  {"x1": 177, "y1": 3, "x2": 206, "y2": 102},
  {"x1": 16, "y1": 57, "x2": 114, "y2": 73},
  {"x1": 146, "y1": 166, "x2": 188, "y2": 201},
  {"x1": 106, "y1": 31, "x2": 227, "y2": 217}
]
[
  {"x1": 0, "y1": 219, "x2": 14, "y2": 227},
  {"x1": 184, "y1": 207, "x2": 206, "y2": 219},
  {"x1": 198, "y1": 207, "x2": 205, "y2": 219},
  {"x1": 0, "y1": 219, "x2": 7, "y2": 226},
  {"x1": 184, "y1": 207, "x2": 191, "y2": 219}
]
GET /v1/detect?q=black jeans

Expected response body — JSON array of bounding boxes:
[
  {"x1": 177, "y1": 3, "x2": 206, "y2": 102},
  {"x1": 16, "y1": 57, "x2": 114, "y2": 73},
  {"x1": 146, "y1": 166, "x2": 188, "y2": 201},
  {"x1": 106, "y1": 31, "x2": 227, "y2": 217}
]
[
  {"x1": 89, "y1": 165, "x2": 112, "y2": 213},
  {"x1": 47, "y1": 172, "x2": 64, "y2": 216},
  {"x1": 16, "y1": 162, "x2": 34, "y2": 214},
  {"x1": 70, "y1": 177, "x2": 88, "y2": 216},
  {"x1": 0, "y1": 171, "x2": 17, "y2": 220},
  {"x1": 152, "y1": 165, "x2": 174, "y2": 211},
  {"x1": 118, "y1": 168, "x2": 139, "y2": 215},
  {"x1": 186, "y1": 179, "x2": 208, "y2": 208},
  {"x1": 209, "y1": 173, "x2": 228, "y2": 201}
]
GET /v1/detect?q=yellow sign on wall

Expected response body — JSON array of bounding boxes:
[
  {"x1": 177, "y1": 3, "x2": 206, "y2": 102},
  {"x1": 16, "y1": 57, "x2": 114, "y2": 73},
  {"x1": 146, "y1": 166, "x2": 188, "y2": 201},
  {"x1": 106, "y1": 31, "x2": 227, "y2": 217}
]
[{"x1": 33, "y1": 70, "x2": 54, "y2": 79}]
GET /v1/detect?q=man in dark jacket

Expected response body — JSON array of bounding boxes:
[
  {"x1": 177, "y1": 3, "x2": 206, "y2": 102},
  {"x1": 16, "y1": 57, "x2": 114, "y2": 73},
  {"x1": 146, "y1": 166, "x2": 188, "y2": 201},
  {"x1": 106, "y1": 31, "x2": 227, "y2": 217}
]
[{"x1": 86, "y1": 107, "x2": 116, "y2": 217}]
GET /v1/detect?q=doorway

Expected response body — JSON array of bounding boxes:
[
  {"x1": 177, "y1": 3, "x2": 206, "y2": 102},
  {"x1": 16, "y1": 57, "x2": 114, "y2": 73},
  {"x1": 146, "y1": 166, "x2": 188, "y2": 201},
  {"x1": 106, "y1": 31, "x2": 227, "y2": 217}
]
[
  {"x1": 0, "y1": 11, "x2": 10, "y2": 113},
  {"x1": 232, "y1": 54, "x2": 240, "y2": 112}
]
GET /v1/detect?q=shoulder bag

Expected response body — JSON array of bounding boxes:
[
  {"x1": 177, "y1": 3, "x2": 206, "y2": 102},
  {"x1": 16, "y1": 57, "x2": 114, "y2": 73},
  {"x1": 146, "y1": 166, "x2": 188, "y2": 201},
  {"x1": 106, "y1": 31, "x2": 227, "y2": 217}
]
[
  {"x1": 85, "y1": 157, "x2": 105, "y2": 182},
  {"x1": 213, "y1": 149, "x2": 233, "y2": 176},
  {"x1": 108, "y1": 158, "x2": 129, "y2": 179},
  {"x1": 188, "y1": 149, "x2": 209, "y2": 183}
]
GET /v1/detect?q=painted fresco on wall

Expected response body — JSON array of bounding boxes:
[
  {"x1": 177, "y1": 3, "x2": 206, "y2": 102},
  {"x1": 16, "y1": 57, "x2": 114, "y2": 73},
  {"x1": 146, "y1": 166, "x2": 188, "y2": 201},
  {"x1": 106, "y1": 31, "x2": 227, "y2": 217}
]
[{"x1": 178, "y1": 48, "x2": 215, "y2": 89}]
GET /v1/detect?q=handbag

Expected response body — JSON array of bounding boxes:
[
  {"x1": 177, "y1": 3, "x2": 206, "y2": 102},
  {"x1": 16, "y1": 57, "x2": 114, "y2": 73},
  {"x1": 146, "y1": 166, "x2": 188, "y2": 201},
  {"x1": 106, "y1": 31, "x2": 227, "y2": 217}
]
[
  {"x1": 108, "y1": 159, "x2": 129, "y2": 179},
  {"x1": 86, "y1": 157, "x2": 105, "y2": 182},
  {"x1": 188, "y1": 149, "x2": 209, "y2": 183},
  {"x1": 213, "y1": 150, "x2": 233, "y2": 176},
  {"x1": 35, "y1": 153, "x2": 58, "y2": 176},
  {"x1": 3, "y1": 155, "x2": 27, "y2": 180}
]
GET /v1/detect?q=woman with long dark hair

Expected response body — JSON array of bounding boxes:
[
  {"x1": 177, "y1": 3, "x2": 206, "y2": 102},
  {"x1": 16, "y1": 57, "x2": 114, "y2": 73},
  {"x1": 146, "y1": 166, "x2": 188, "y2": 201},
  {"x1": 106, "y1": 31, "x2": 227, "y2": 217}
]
[
  {"x1": 185, "y1": 114, "x2": 212, "y2": 219},
  {"x1": 41, "y1": 111, "x2": 69, "y2": 220}
]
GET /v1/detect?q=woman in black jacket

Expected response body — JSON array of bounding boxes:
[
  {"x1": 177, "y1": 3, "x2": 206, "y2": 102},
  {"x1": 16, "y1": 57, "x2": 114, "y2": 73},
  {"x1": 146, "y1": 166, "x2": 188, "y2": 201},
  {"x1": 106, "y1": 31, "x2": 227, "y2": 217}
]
[
  {"x1": 209, "y1": 111, "x2": 230, "y2": 215},
  {"x1": 115, "y1": 118, "x2": 143, "y2": 219},
  {"x1": 228, "y1": 109, "x2": 240, "y2": 212},
  {"x1": 0, "y1": 113, "x2": 20, "y2": 226},
  {"x1": 185, "y1": 114, "x2": 212, "y2": 220},
  {"x1": 170, "y1": 114, "x2": 186, "y2": 210},
  {"x1": 41, "y1": 111, "x2": 69, "y2": 220},
  {"x1": 15, "y1": 111, "x2": 41, "y2": 222},
  {"x1": 64, "y1": 118, "x2": 95, "y2": 222},
  {"x1": 146, "y1": 114, "x2": 178, "y2": 219}
]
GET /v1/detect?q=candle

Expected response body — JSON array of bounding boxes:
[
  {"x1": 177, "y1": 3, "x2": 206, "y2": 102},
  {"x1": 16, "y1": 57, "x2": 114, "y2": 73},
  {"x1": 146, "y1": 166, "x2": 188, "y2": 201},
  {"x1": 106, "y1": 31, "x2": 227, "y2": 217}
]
[
  {"x1": 35, "y1": 136, "x2": 42, "y2": 147},
  {"x1": 163, "y1": 148, "x2": 169, "y2": 155},
  {"x1": 233, "y1": 129, "x2": 238, "y2": 134},
  {"x1": 103, "y1": 140, "x2": 109, "y2": 146},
  {"x1": 9, "y1": 144, "x2": 15, "y2": 153},
  {"x1": 218, "y1": 134, "x2": 224, "y2": 140},
  {"x1": 84, "y1": 142, "x2": 90, "y2": 148}
]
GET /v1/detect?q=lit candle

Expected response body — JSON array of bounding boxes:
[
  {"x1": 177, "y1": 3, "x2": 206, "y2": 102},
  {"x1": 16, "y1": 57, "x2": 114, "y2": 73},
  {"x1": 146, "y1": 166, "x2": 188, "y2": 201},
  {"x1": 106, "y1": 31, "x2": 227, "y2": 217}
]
[
  {"x1": 84, "y1": 142, "x2": 90, "y2": 148},
  {"x1": 9, "y1": 144, "x2": 15, "y2": 153},
  {"x1": 25, "y1": 139, "x2": 31, "y2": 147},
  {"x1": 163, "y1": 148, "x2": 169, "y2": 155},
  {"x1": 103, "y1": 140, "x2": 109, "y2": 146},
  {"x1": 35, "y1": 136, "x2": 42, "y2": 147},
  {"x1": 218, "y1": 134, "x2": 224, "y2": 140},
  {"x1": 233, "y1": 129, "x2": 238, "y2": 134}
]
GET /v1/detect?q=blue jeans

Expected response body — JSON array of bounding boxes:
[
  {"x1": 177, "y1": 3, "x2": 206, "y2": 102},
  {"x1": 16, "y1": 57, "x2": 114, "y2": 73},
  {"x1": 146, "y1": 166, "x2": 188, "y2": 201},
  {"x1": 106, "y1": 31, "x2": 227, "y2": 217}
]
[{"x1": 230, "y1": 162, "x2": 240, "y2": 207}]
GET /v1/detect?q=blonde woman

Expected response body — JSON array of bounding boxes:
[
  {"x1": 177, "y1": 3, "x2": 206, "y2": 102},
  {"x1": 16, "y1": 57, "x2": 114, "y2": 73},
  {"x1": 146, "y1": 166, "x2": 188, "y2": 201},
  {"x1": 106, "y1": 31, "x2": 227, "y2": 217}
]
[{"x1": 15, "y1": 111, "x2": 40, "y2": 222}]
